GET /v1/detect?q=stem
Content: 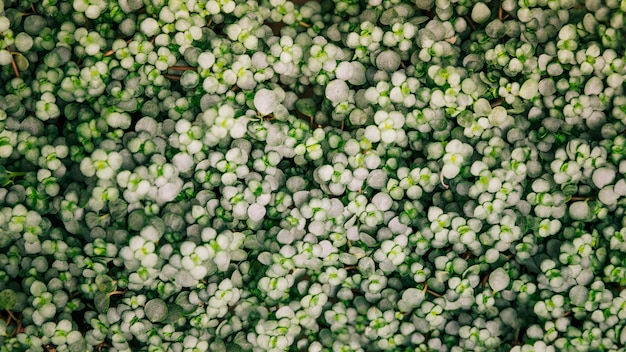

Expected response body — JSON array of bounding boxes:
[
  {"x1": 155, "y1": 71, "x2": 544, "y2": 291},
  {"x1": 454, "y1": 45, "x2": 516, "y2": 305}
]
[
  {"x1": 164, "y1": 74, "x2": 181, "y2": 80},
  {"x1": 4, "y1": 310, "x2": 18, "y2": 326},
  {"x1": 169, "y1": 65, "x2": 197, "y2": 71},
  {"x1": 440, "y1": 172, "x2": 449, "y2": 189},
  {"x1": 107, "y1": 290, "x2": 126, "y2": 298},
  {"x1": 104, "y1": 49, "x2": 115, "y2": 57},
  {"x1": 464, "y1": 16, "x2": 476, "y2": 30},
  {"x1": 426, "y1": 289, "x2": 441, "y2": 297},
  {"x1": 490, "y1": 98, "x2": 504, "y2": 108},
  {"x1": 7, "y1": 171, "x2": 27, "y2": 178},
  {"x1": 2, "y1": 170, "x2": 27, "y2": 186},
  {"x1": 10, "y1": 49, "x2": 20, "y2": 78},
  {"x1": 298, "y1": 21, "x2": 310, "y2": 28}
]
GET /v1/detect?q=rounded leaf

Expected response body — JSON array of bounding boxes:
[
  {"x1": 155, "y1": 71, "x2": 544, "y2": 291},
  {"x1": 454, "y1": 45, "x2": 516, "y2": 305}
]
[
  {"x1": 145, "y1": 298, "x2": 168, "y2": 323},
  {"x1": 254, "y1": 89, "x2": 280, "y2": 116},
  {"x1": 519, "y1": 79, "x2": 539, "y2": 100},
  {"x1": 401, "y1": 288, "x2": 425, "y2": 308},
  {"x1": 94, "y1": 292, "x2": 110, "y2": 314},
  {"x1": 375, "y1": 50, "x2": 401, "y2": 72},
  {"x1": 488, "y1": 106, "x2": 507, "y2": 126},
  {"x1": 488, "y1": 267, "x2": 510, "y2": 292},
  {"x1": 0, "y1": 289, "x2": 17, "y2": 310},
  {"x1": 569, "y1": 285, "x2": 588, "y2": 306},
  {"x1": 569, "y1": 201, "x2": 591, "y2": 221},
  {"x1": 471, "y1": 3, "x2": 491, "y2": 24},
  {"x1": 295, "y1": 98, "x2": 317, "y2": 118},
  {"x1": 325, "y1": 79, "x2": 350, "y2": 105},
  {"x1": 30, "y1": 281, "x2": 47, "y2": 297},
  {"x1": 592, "y1": 167, "x2": 615, "y2": 189}
]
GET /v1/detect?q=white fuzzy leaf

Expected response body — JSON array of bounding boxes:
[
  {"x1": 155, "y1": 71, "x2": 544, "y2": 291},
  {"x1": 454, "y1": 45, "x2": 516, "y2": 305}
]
[
  {"x1": 254, "y1": 89, "x2": 280, "y2": 115},
  {"x1": 488, "y1": 267, "x2": 510, "y2": 292}
]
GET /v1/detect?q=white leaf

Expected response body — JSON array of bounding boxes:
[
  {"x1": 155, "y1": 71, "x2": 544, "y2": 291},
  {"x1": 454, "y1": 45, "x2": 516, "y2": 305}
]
[
  {"x1": 254, "y1": 88, "x2": 280, "y2": 115},
  {"x1": 325, "y1": 79, "x2": 350, "y2": 105},
  {"x1": 247, "y1": 203, "x2": 266, "y2": 222},
  {"x1": 519, "y1": 79, "x2": 539, "y2": 100},
  {"x1": 569, "y1": 201, "x2": 590, "y2": 221},
  {"x1": 592, "y1": 167, "x2": 615, "y2": 189},
  {"x1": 488, "y1": 267, "x2": 510, "y2": 292}
]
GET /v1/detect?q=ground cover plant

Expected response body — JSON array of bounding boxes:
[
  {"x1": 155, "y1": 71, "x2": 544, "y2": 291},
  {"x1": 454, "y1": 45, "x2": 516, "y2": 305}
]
[{"x1": 0, "y1": 0, "x2": 626, "y2": 350}]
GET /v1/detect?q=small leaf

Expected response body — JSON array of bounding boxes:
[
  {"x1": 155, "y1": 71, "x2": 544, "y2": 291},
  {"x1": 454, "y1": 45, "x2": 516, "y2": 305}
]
[
  {"x1": 400, "y1": 288, "x2": 425, "y2": 310},
  {"x1": 592, "y1": 167, "x2": 616, "y2": 189},
  {"x1": 14, "y1": 53, "x2": 29, "y2": 71},
  {"x1": 561, "y1": 183, "x2": 578, "y2": 197},
  {"x1": 85, "y1": 212, "x2": 109, "y2": 229},
  {"x1": 109, "y1": 199, "x2": 128, "y2": 220},
  {"x1": 254, "y1": 89, "x2": 280, "y2": 116},
  {"x1": 30, "y1": 281, "x2": 47, "y2": 297},
  {"x1": 295, "y1": 98, "x2": 317, "y2": 118},
  {"x1": 325, "y1": 79, "x2": 350, "y2": 105},
  {"x1": 569, "y1": 285, "x2": 588, "y2": 306},
  {"x1": 489, "y1": 267, "x2": 510, "y2": 292},
  {"x1": 0, "y1": 289, "x2": 17, "y2": 310},
  {"x1": 94, "y1": 292, "x2": 110, "y2": 313},
  {"x1": 145, "y1": 298, "x2": 168, "y2": 323},
  {"x1": 569, "y1": 201, "x2": 591, "y2": 221},
  {"x1": 164, "y1": 304, "x2": 184, "y2": 324},
  {"x1": 375, "y1": 50, "x2": 401, "y2": 72},
  {"x1": 519, "y1": 79, "x2": 539, "y2": 100},
  {"x1": 95, "y1": 275, "x2": 116, "y2": 293},
  {"x1": 174, "y1": 270, "x2": 196, "y2": 288},
  {"x1": 224, "y1": 343, "x2": 245, "y2": 352},
  {"x1": 175, "y1": 292, "x2": 198, "y2": 313},
  {"x1": 471, "y1": 2, "x2": 491, "y2": 24}
]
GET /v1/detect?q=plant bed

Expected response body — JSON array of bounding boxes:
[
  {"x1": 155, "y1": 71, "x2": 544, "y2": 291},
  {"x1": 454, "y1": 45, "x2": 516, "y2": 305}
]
[{"x1": 0, "y1": 0, "x2": 626, "y2": 351}]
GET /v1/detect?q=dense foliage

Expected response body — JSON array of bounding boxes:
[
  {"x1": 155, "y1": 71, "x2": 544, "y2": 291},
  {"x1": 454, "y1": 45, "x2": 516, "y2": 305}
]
[{"x1": 1, "y1": 0, "x2": 626, "y2": 351}]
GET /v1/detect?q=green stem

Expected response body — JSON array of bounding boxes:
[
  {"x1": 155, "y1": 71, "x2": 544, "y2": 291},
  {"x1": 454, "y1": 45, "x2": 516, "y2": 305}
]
[{"x1": 2, "y1": 171, "x2": 27, "y2": 186}]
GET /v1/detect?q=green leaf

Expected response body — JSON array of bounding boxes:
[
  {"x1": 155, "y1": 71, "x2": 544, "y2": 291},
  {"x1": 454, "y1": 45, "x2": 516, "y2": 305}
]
[
  {"x1": 224, "y1": 343, "x2": 245, "y2": 352},
  {"x1": 94, "y1": 292, "x2": 110, "y2": 314},
  {"x1": 109, "y1": 198, "x2": 128, "y2": 220},
  {"x1": 519, "y1": 78, "x2": 539, "y2": 100},
  {"x1": 145, "y1": 298, "x2": 168, "y2": 323},
  {"x1": 85, "y1": 212, "x2": 110, "y2": 229},
  {"x1": 127, "y1": 209, "x2": 146, "y2": 231},
  {"x1": 30, "y1": 281, "x2": 47, "y2": 297},
  {"x1": 561, "y1": 183, "x2": 578, "y2": 197},
  {"x1": 164, "y1": 304, "x2": 184, "y2": 324},
  {"x1": 0, "y1": 289, "x2": 17, "y2": 310},
  {"x1": 295, "y1": 98, "x2": 317, "y2": 118},
  {"x1": 175, "y1": 291, "x2": 198, "y2": 314},
  {"x1": 95, "y1": 275, "x2": 116, "y2": 293}
]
